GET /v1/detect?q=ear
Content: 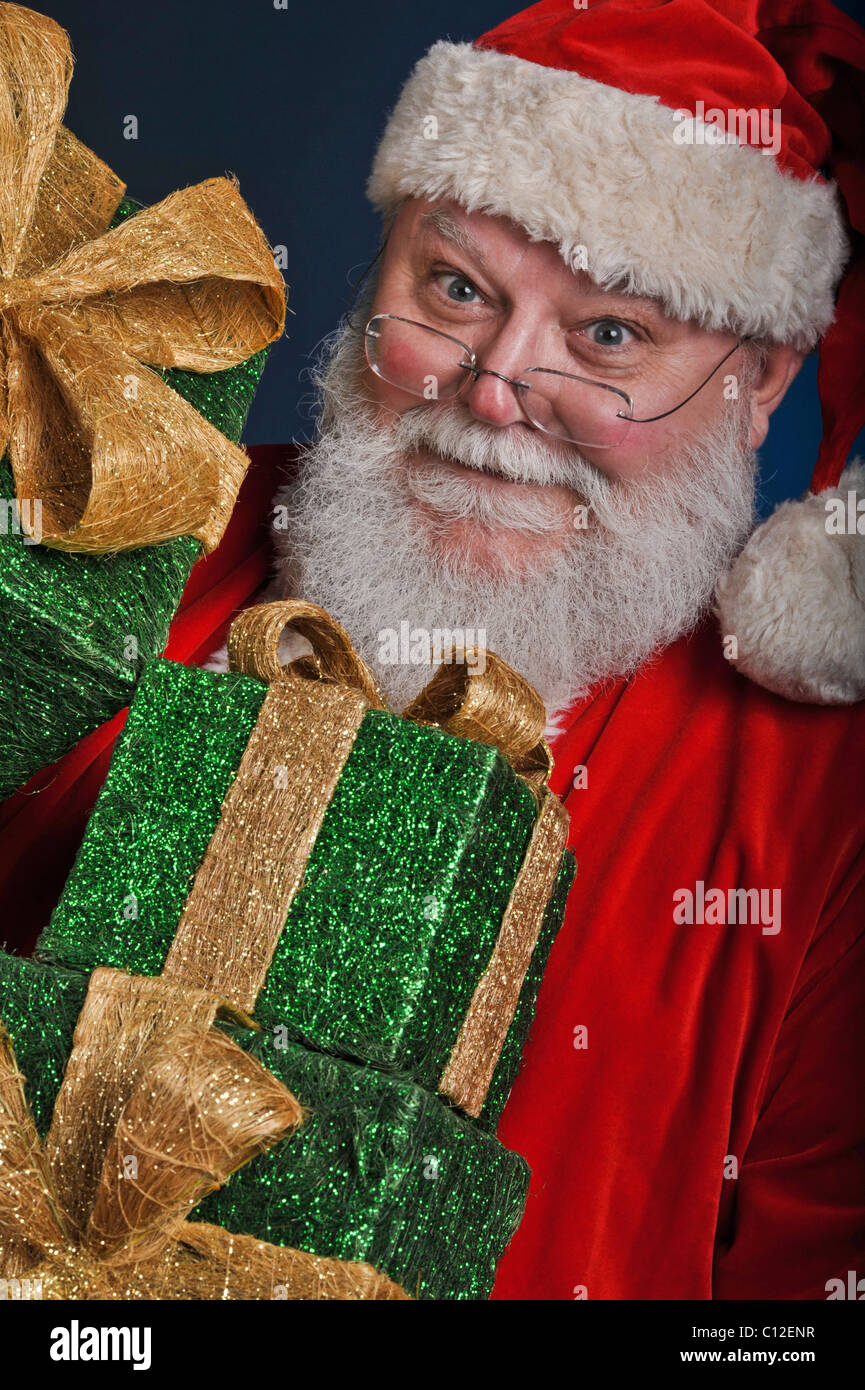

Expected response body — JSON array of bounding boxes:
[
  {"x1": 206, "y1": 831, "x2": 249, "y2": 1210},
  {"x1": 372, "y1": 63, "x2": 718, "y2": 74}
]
[{"x1": 748, "y1": 343, "x2": 805, "y2": 449}]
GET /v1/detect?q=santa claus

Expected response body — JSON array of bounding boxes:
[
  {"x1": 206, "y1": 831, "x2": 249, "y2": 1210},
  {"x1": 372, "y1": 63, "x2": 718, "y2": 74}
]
[{"x1": 2, "y1": 0, "x2": 863, "y2": 1300}]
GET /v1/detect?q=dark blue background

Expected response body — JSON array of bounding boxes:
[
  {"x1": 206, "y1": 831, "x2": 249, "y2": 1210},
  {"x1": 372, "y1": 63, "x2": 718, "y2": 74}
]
[{"x1": 43, "y1": 0, "x2": 864, "y2": 517}]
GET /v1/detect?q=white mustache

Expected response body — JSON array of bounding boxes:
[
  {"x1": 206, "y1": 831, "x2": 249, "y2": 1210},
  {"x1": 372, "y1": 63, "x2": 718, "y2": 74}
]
[
  {"x1": 404, "y1": 460, "x2": 570, "y2": 534},
  {"x1": 392, "y1": 400, "x2": 609, "y2": 494}
]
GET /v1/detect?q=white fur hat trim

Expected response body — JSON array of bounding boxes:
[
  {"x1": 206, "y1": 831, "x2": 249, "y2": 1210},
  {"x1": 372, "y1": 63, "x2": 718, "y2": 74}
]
[{"x1": 367, "y1": 42, "x2": 847, "y2": 350}]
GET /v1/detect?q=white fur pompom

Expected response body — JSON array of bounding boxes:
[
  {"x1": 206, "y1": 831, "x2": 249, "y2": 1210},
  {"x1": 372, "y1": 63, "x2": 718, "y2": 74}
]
[{"x1": 715, "y1": 461, "x2": 865, "y2": 705}]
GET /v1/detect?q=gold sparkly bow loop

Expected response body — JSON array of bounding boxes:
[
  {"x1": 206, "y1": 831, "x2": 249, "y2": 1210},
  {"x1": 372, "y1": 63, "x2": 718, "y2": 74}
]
[
  {"x1": 402, "y1": 647, "x2": 553, "y2": 789},
  {"x1": 228, "y1": 599, "x2": 387, "y2": 707},
  {"x1": 0, "y1": 971, "x2": 300, "y2": 1289},
  {"x1": 0, "y1": 2, "x2": 286, "y2": 554}
]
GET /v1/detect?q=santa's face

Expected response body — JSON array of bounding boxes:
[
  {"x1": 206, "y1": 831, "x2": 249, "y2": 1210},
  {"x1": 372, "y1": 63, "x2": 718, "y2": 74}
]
[
  {"x1": 362, "y1": 198, "x2": 750, "y2": 577},
  {"x1": 275, "y1": 197, "x2": 771, "y2": 718}
]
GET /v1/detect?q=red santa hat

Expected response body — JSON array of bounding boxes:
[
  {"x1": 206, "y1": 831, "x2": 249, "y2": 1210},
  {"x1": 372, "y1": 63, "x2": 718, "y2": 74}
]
[{"x1": 367, "y1": 0, "x2": 865, "y2": 705}]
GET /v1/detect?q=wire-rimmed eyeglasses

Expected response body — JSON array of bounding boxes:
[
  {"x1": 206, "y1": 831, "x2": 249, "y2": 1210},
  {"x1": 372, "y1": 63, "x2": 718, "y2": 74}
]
[{"x1": 360, "y1": 312, "x2": 750, "y2": 450}]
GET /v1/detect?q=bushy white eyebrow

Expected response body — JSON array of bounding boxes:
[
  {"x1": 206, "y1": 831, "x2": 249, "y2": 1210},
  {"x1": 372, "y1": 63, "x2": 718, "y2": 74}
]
[{"x1": 418, "y1": 207, "x2": 489, "y2": 269}]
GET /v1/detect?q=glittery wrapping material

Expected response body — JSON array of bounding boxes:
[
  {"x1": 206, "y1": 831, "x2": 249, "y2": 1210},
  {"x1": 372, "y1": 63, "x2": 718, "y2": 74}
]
[
  {"x1": 0, "y1": 955, "x2": 88, "y2": 1136},
  {"x1": 21, "y1": 1228, "x2": 411, "y2": 1301},
  {"x1": 0, "y1": 958, "x2": 408, "y2": 1300},
  {"x1": 0, "y1": 953, "x2": 523, "y2": 1300},
  {"x1": 22, "y1": 592, "x2": 577, "y2": 1298},
  {"x1": 36, "y1": 657, "x2": 569, "y2": 1113},
  {"x1": 160, "y1": 640, "x2": 570, "y2": 1110},
  {"x1": 477, "y1": 848, "x2": 575, "y2": 1128},
  {"x1": 21, "y1": 967, "x2": 298, "y2": 1234},
  {"x1": 12, "y1": 123, "x2": 126, "y2": 276},
  {"x1": 0, "y1": 963, "x2": 300, "y2": 1261},
  {"x1": 0, "y1": 4, "x2": 285, "y2": 553},
  {"x1": 0, "y1": 192, "x2": 269, "y2": 803},
  {"x1": 0, "y1": 0, "x2": 279, "y2": 799}
]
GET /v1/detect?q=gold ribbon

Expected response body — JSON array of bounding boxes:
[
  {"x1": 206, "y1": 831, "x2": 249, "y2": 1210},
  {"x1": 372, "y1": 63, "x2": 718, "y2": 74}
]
[
  {"x1": 0, "y1": 3, "x2": 286, "y2": 553},
  {"x1": 0, "y1": 969, "x2": 409, "y2": 1299},
  {"x1": 165, "y1": 600, "x2": 569, "y2": 1117},
  {"x1": 438, "y1": 789, "x2": 570, "y2": 1115}
]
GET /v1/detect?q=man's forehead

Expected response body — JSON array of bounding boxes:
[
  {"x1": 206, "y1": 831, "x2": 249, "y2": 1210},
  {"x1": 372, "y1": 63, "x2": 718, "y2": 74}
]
[{"x1": 402, "y1": 198, "x2": 669, "y2": 320}]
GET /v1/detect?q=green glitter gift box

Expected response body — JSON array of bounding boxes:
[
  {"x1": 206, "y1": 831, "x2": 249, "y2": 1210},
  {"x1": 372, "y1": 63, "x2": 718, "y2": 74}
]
[
  {"x1": 0, "y1": 194, "x2": 276, "y2": 803},
  {"x1": 193, "y1": 1025, "x2": 531, "y2": 1300},
  {"x1": 36, "y1": 645, "x2": 575, "y2": 1130},
  {"x1": 0, "y1": 952, "x2": 530, "y2": 1300}
]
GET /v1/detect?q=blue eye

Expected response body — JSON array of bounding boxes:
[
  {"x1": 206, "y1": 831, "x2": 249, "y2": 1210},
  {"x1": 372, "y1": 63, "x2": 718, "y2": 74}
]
[
  {"x1": 587, "y1": 320, "x2": 635, "y2": 347},
  {"x1": 435, "y1": 272, "x2": 482, "y2": 304}
]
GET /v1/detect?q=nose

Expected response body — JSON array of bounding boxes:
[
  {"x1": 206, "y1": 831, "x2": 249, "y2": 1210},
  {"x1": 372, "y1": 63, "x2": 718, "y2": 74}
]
[{"x1": 462, "y1": 362, "x2": 532, "y2": 429}]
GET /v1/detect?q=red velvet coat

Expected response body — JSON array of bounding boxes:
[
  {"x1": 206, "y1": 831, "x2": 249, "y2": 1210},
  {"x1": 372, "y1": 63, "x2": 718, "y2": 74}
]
[
  {"x1": 2, "y1": 444, "x2": 863, "y2": 1300},
  {"x1": 494, "y1": 616, "x2": 865, "y2": 1300}
]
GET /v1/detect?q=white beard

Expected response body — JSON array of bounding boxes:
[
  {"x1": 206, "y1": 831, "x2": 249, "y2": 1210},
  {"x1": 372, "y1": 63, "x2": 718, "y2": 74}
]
[{"x1": 272, "y1": 318, "x2": 757, "y2": 721}]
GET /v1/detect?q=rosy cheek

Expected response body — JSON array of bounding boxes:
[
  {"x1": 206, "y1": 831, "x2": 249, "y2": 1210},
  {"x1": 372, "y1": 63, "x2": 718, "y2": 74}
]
[
  {"x1": 589, "y1": 383, "x2": 731, "y2": 478},
  {"x1": 580, "y1": 422, "x2": 680, "y2": 480},
  {"x1": 377, "y1": 337, "x2": 424, "y2": 384}
]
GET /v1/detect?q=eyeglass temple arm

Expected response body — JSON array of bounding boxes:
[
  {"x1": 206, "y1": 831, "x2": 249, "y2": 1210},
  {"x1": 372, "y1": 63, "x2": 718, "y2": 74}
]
[
  {"x1": 620, "y1": 338, "x2": 752, "y2": 424},
  {"x1": 343, "y1": 234, "x2": 391, "y2": 331}
]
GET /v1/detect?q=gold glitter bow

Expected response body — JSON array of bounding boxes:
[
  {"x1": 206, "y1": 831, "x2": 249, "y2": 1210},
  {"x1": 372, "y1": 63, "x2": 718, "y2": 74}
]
[
  {"x1": 160, "y1": 599, "x2": 570, "y2": 1118},
  {"x1": 0, "y1": 968, "x2": 409, "y2": 1299},
  {"x1": 0, "y1": 3, "x2": 285, "y2": 553}
]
